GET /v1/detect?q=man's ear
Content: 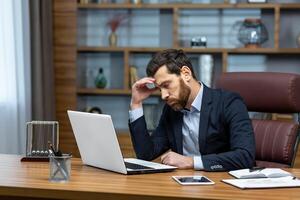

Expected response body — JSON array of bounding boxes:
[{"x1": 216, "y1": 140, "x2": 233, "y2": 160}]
[{"x1": 180, "y1": 66, "x2": 192, "y2": 82}]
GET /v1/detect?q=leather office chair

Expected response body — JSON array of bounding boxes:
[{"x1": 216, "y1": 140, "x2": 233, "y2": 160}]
[{"x1": 217, "y1": 72, "x2": 300, "y2": 168}]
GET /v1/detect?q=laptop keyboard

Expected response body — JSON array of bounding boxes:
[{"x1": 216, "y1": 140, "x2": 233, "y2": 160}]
[{"x1": 125, "y1": 162, "x2": 154, "y2": 170}]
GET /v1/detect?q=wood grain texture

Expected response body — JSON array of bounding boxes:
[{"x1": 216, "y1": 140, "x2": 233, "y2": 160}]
[
  {"x1": 117, "y1": 133, "x2": 136, "y2": 158},
  {"x1": 53, "y1": 0, "x2": 77, "y2": 12},
  {"x1": 274, "y1": 5, "x2": 280, "y2": 49},
  {"x1": 172, "y1": 8, "x2": 179, "y2": 47},
  {"x1": 53, "y1": 0, "x2": 78, "y2": 156},
  {"x1": 124, "y1": 50, "x2": 130, "y2": 90},
  {"x1": 1, "y1": 154, "x2": 300, "y2": 200}
]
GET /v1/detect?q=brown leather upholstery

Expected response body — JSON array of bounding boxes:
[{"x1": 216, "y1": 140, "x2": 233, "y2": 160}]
[
  {"x1": 217, "y1": 72, "x2": 300, "y2": 168},
  {"x1": 217, "y1": 72, "x2": 300, "y2": 113},
  {"x1": 252, "y1": 119, "x2": 298, "y2": 167}
]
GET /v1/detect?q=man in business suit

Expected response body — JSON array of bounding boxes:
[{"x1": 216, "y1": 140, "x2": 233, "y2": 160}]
[{"x1": 129, "y1": 49, "x2": 255, "y2": 171}]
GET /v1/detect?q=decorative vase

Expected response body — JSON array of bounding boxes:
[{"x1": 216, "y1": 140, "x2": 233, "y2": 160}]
[
  {"x1": 237, "y1": 18, "x2": 268, "y2": 48},
  {"x1": 109, "y1": 31, "x2": 117, "y2": 46},
  {"x1": 95, "y1": 68, "x2": 107, "y2": 88}
]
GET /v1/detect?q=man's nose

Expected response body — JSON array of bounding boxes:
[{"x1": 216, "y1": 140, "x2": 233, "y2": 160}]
[{"x1": 161, "y1": 89, "x2": 169, "y2": 100}]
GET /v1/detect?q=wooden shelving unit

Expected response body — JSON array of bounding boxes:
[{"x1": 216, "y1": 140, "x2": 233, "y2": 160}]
[
  {"x1": 78, "y1": 46, "x2": 300, "y2": 54},
  {"x1": 53, "y1": 0, "x2": 300, "y2": 162},
  {"x1": 77, "y1": 3, "x2": 279, "y2": 9},
  {"x1": 77, "y1": 88, "x2": 132, "y2": 95},
  {"x1": 77, "y1": 88, "x2": 161, "y2": 96}
]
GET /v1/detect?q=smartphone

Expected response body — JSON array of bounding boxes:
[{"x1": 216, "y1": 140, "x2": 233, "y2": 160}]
[
  {"x1": 172, "y1": 176, "x2": 215, "y2": 185},
  {"x1": 145, "y1": 82, "x2": 156, "y2": 89}
]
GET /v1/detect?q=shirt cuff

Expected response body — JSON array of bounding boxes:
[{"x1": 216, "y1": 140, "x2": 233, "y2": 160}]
[
  {"x1": 129, "y1": 107, "x2": 144, "y2": 123},
  {"x1": 193, "y1": 156, "x2": 204, "y2": 170}
]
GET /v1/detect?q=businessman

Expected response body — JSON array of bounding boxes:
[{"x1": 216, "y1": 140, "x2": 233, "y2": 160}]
[{"x1": 129, "y1": 49, "x2": 255, "y2": 171}]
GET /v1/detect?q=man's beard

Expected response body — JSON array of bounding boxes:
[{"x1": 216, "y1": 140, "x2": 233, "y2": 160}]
[{"x1": 166, "y1": 78, "x2": 191, "y2": 111}]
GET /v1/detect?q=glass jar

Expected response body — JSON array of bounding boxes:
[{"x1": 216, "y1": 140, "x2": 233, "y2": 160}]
[{"x1": 238, "y1": 18, "x2": 269, "y2": 48}]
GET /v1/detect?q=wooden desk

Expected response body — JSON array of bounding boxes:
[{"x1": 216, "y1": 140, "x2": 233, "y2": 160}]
[{"x1": 0, "y1": 154, "x2": 300, "y2": 200}]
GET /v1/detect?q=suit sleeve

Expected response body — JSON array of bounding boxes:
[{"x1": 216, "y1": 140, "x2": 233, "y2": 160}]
[
  {"x1": 128, "y1": 106, "x2": 170, "y2": 161},
  {"x1": 201, "y1": 93, "x2": 256, "y2": 171}
]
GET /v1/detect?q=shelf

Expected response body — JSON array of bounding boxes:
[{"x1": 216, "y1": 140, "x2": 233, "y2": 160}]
[
  {"x1": 279, "y1": 4, "x2": 300, "y2": 9},
  {"x1": 227, "y1": 48, "x2": 300, "y2": 54},
  {"x1": 77, "y1": 47, "x2": 300, "y2": 54},
  {"x1": 77, "y1": 88, "x2": 132, "y2": 95},
  {"x1": 77, "y1": 88, "x2": 161, "y2": 96},
  {"x1": 77, "y1": 47, "x2": 127, "y2": 52},
  {"x1": 77, "y1": 3, "x2": 278, "y2": 10},
  {"x1": 77, "y1": 46, "x2": 226, "y2": 54},
  {"x1": 77, "y1": 46, "x2": 166, "y2": 53}
]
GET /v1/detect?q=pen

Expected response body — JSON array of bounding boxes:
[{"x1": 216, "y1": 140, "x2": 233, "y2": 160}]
[
  {"x1": 249, "y1": 167, "x2": 265, "y2": 172},
  {"x1": 49, "y1": 143, "x2": 62, "y2": 157}
]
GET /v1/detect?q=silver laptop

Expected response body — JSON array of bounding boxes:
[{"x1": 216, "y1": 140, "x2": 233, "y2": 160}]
[{"x1": 67, "y1": 110, "x2": 177, "y2": 175}]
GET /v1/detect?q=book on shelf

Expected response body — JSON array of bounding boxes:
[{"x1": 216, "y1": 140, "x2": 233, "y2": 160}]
[
  {"x1": 229, "y1": 168, "x2": 292, "y2": 179},
  {"x1": 222, "y1": 176, "x2": 300, "y2": 189},
  {"x1": 129, "y1": 65, "x2": 139, "y2": 88}
]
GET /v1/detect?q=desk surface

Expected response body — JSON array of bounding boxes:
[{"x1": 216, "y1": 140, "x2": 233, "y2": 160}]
[{"x1": 0, "y1": 154, "x2": 300, "y2": 200}]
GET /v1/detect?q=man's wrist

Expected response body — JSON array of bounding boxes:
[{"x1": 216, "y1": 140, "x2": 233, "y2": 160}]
[
  {"x1": 189, "y1": 157, "x2": 194, "y2": 168},
  {"x1": 130, "y1": 100, "x2": 142, "y2": 110}
]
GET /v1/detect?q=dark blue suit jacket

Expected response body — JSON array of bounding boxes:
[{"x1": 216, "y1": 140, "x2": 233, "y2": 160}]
[{"x1": 129, "y1": 85, "x2": 255, "y2": 171}]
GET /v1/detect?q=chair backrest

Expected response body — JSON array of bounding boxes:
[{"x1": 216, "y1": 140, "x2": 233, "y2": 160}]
[{"x1": 217, "y1": 72, "x2": 300, "y2": 168}]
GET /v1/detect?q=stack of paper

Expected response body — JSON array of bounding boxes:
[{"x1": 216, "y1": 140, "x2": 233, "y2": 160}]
[
  {"x1": 223, "y1": 168, "x2": 300, "y2": 189},
  {"x1": 222, "y1": 176, "x2": 300, "y2": 189},
  {"x1": 229, "y1": 168, "x2": 292, "y2": 179}
]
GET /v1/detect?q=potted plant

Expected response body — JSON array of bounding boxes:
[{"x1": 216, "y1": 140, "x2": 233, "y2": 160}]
[{"x1": 106, "y1": 14, "x2": 128, "y2": 46}]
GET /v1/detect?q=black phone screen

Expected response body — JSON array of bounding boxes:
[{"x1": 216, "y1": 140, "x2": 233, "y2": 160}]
[{"x1": 178, "y1": 177, "x2": 211, "y2": 183}]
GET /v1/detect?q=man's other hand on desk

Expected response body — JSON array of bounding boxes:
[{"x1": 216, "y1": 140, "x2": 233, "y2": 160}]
[{"x1": 161, "y1": 151, "x2": 193, "y2": 169}]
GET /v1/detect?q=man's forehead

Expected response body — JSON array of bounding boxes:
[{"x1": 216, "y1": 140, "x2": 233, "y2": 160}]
[
  {"x1": 154, "y1": 65, "x2": 168, "y2": 75},
  {"x1": 153, "y1": 66, "x2": 170, "y2": 82},
  {"x1": 154, "y1": 70, "x2": 179, "y2": 87}
]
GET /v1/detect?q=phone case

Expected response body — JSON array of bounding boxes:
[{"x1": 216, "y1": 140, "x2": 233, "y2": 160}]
[{"x1": 145, "y1": 83, "x2": 156, "y2": 89}]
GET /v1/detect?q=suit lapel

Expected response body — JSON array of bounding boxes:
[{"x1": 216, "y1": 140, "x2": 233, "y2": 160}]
[
  {"x1": 173, "y1": 111, "x2": 183, "y2": 154},
  {"x1": 199, "y1": 85, "x2": 212, "y2": 154}
]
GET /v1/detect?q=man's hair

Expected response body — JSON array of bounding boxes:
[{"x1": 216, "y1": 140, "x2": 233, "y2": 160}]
[{"x1": 146, "y1": 49, "x2": 197, "y2": 79}]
